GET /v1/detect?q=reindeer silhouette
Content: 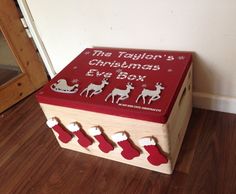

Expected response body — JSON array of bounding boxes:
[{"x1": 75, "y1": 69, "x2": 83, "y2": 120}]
[
  {"x1": 50, "y1": 79, "x2": 79, "y2": 93},
  {"x1": 136, "y1": 82, "x2": 164, "y2": 104},
  {"x1": 105, "y1": 82, "x2": 134, "y2": 104},
  {"x1": 80, "y1": 78, "x2": 109, "y2": 97}
]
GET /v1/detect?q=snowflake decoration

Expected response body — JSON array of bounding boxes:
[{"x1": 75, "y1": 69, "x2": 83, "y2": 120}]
[
  {"x1": 84, "y1": 51, "x2": 90, "y2": 55},
  {"x1": 116, "y1": 69, "x2": 123, "y2": 73},
  {"x1": 71, "y1": 79, "x2": 79, "y2": 83},
  {"x1": 167, "y1": 69, "x2": 173, "y2": 72},
  {"x1": 178, "y1": 56, "x2": 185, "y2": 60},
  {"x1": 73, "y1": 66, "x2": 78, "y2": 70}
]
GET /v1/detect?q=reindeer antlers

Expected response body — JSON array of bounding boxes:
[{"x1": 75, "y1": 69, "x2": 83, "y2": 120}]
[{"x1": 155, "y1": 82, "x2": 162, "y2": 86}]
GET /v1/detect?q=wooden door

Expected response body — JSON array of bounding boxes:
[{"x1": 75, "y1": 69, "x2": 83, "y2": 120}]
[{"x1": 0, "y1": 0, "x2": 48, "y2": 112}]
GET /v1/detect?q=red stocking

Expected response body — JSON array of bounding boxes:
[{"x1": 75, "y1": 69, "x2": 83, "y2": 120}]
[
  {"x1": 112, "y1": 132, "x2": 140, "y2": 160},
  {"x1": 67, "y1": 122, "x2": 93, "y2": 148},
  {"x1": 89, "y1": 127, "x2": 114, "y2": 153},
  {"x1": 139, "y1": 137, "x2": 168, "y2": 166},
  {"x1": 46, "y1": 118, "x2": 72, "y2": 143}
]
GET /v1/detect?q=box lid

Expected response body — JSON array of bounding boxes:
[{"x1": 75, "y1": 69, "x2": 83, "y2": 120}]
[{"x1": 36, "y1": 48, "x2": 192, "y2": 123}]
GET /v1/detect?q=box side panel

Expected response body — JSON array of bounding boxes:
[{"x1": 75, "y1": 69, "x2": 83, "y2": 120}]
[{"x1": 167, "y1": 64, "x2": 192, "y2": 170}]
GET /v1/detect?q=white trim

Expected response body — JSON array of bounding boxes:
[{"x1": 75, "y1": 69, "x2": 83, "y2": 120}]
[
  {"x1": 67, "y1": 122, "x2": 80, "y2": 132},
  {"x1": 193, "y1": 92, "x2": 236, "y2": 114},
  {"x1": 46, "y1": 118, "x2": 58, "y2": 128},
  {"x1": 139, "y1": 137, "x2": 156, "y2": 146},
  {"x1": 17, "y1": 0, "x2": 56, "y2": 78},
  {"x1": 89, "y1": 127, "x2": 101, "y2": 136},
  {"x1": 111, "y1": 132, "x2": 128, "y2": 142}
]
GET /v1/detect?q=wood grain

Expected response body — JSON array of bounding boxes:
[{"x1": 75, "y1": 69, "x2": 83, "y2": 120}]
[
  {"x1": 0, "y1": 0, "x2": 47, "y2": 113},
  {"x1": 1, "y1": 94, "x2": 236, "y2": 194}
]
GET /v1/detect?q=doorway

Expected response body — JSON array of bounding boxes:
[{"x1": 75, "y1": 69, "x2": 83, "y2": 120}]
[{"x1": 0, "y1": 0, "x2": 48, "y2": 112}]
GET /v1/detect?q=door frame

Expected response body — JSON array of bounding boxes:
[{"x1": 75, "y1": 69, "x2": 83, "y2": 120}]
[
  {"x1": 17, "y1": 0, "x2": 56, "y2": 78},
  {"x1": 0, "y1": 0, "x2": 48, "y2": 112}
]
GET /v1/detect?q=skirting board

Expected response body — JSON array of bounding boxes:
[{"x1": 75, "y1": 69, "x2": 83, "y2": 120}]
[{"x1": 193, "y1": 92, "x2": 236, "y2": 114}]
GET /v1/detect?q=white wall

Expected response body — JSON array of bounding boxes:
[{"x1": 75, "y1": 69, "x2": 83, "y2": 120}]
[{"x1": 23, "y1": 0, "x2": 236, "y2": 113}]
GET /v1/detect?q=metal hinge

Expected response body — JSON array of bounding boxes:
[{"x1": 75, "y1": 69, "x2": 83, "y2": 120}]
[{"x1": 20, "y1": 17, "x2": 32, "y2": 38}]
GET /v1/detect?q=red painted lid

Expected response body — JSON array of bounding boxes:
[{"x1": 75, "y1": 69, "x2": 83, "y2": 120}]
[{"x1": 36, "y1": 48, "x2": 192, "y2": 123}]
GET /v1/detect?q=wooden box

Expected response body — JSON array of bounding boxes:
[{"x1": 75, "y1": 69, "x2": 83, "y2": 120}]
[{"x1": 36, "y1": 48, "x2": 192, "y2": 174}]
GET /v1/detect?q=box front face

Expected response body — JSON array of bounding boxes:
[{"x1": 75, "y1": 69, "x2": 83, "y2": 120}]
[
  {"x1": 37, "y1": 48, "x2": 192, "y2": 123},
  {"x1": 40, "y1": 103, "x2": 173, "y2": 174}
]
